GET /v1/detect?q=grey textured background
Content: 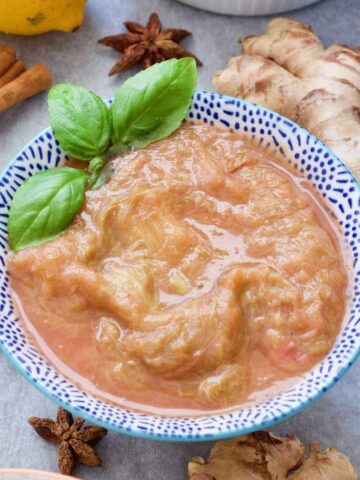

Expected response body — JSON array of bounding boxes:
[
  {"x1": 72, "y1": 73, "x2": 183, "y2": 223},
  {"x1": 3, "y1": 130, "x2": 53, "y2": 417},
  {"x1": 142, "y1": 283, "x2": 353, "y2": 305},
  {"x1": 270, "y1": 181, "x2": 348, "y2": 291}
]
[{"x1": 0, "y1": 0, "x2": 359, "y2": 477}]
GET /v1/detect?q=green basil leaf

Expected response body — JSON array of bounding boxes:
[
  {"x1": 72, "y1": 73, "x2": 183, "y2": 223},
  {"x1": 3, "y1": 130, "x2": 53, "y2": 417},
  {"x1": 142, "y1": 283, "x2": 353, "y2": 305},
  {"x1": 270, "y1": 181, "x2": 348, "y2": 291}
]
[
  {"x1": 89, "y1": 156, "x2": 104, "y2": 173},
  {"x1": 111, "y1": 58, "x2": 197, "y2": 148},
  {"x1": 106, "y1": 143, "x2": 131, "y2": 160},
  {"x1": 48, "y1": 83, "x2": 111, "y2": 161},
  {"x1": 8, "y1": 168, "x2": 87, "y2": 252},
  {"x1": 89, "y1": 155, "x2": 106, "y2": 189},
  {"x1": 90, "y1": 163, "x2": 113, "y2": 190}
]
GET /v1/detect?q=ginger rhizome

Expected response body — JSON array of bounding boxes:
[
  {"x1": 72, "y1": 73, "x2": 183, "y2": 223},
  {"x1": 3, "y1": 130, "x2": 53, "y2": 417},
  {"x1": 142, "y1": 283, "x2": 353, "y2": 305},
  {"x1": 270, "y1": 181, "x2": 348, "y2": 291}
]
[
  {"x1": 213, "y1": 18, "x2": 360, "y2": 180},
  {"x1": 188, "y1": 431, "x2": 357, "y2": 480}
]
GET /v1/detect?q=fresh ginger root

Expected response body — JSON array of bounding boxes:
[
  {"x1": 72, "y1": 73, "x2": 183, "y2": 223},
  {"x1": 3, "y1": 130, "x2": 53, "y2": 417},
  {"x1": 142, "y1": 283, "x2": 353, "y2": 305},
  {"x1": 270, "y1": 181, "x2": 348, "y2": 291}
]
[
  {"x1": 213, "y1": 18, "x2": 360, "y2": 180},
  {"x1": 188, "y1": 431, "x2": 305, "y2": 480},
  {"x1": 289, "y1": 442, "x2": 357, "y2": 480},
  {"x1": 188, "y1": 431, "x2": 357, "y2": 480}
]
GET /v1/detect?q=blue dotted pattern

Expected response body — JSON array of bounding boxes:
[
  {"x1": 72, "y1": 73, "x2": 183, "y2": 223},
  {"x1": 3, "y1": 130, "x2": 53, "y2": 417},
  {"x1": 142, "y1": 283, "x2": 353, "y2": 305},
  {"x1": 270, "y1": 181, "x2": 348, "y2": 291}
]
[{"x1": 0, "y1": 91, "x2": 359, "y2": 441}]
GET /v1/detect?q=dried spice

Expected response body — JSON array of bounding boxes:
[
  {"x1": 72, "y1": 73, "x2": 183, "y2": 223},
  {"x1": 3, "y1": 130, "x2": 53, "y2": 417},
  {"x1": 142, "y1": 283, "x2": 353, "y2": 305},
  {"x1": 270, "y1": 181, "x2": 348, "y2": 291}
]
[
  {"x1": 98, "y1": 12, "x2": 202, "y2": 75},
  {"x1": 0, "y1": 45, "x2": 52, "y2": 113},
  {"x1": 28, "y1": 407, "x2": 107, "y2": 476}
]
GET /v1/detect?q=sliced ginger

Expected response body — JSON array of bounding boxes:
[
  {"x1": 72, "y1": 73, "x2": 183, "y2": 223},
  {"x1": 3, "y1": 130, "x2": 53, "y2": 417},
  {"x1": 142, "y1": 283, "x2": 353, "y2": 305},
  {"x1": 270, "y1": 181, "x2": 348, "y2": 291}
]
[
  {"x1": 213, "y1": 18, "x2": 360, "y2": 180},
  {"x1": 188, "y1": 431, "x2": 357, "y2": 480}
]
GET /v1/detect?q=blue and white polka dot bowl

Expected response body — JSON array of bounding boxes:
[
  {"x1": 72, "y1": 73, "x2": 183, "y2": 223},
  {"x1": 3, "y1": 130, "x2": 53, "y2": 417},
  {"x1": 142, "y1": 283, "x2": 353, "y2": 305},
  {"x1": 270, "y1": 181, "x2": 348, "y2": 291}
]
[{"x1": 0, "y1": 91, "x2": 359, "y2": 441}]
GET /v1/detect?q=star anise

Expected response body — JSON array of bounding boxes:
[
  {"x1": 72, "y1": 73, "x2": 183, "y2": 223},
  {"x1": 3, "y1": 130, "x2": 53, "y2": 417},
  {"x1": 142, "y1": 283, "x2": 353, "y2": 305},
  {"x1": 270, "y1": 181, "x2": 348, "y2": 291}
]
[
  {"x1": 98, "y1": 12, "x2": 203, "y2": 75},
  {"x1": 28, "y1": 407, "x2": 108, "y2": 476}
]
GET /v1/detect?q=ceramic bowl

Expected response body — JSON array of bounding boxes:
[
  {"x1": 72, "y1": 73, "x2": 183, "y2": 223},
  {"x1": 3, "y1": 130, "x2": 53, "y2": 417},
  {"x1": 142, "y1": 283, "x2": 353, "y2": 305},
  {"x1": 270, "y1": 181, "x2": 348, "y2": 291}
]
[
  {"x1": 0, "y1": 470, "x2": 75, "y2": 479},
  {"x1": 0, "y1": 91, "x2": 359, "y2": 441},
  {"x1": 175, "y1": 0, "x2": 322, "y2": 16}
]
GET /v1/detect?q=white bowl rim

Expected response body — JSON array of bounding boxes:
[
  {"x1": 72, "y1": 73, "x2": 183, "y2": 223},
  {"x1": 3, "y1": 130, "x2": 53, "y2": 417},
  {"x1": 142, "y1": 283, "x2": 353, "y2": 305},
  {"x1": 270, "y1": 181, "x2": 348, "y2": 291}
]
[{"x1": 174, "y1": 0, "x2": 322, "y2": 16}]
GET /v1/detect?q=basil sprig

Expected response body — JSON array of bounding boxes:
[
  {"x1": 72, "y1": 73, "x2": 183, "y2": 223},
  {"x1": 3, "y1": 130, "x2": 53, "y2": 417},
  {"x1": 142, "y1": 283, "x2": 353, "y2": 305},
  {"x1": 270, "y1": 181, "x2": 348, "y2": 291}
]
[
  {"x1": 48, "y1": 84, "x2": 111, "y2": 161},
  {"x1": 8, "y1": 58, "x2": 197, "y2": 251},
  {"x1": 8, "y1": 168, "x2": 87, "y2": 252}
]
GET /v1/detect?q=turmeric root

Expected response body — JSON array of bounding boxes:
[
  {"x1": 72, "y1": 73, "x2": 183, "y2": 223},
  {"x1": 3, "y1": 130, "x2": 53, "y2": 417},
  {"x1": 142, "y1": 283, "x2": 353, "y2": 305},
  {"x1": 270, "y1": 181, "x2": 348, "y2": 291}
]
[
  {"x1": 188, "y1": 432, "x2": 357, "y2": 480},
  {"x1": 213, "y1": 18, "x2": 360, "y2": 180}
]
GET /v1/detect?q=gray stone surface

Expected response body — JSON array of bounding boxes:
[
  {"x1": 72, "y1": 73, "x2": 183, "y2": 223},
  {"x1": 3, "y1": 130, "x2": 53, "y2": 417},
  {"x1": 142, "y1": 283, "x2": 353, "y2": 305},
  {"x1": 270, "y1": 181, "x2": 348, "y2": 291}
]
[{"x1": 0, "y1": 0, "x2": 359, "y2": 477}]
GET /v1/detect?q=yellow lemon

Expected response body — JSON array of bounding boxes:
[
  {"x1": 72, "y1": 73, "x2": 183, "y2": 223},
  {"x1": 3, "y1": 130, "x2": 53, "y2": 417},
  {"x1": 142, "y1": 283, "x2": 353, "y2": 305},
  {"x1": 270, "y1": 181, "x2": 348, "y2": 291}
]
[{"x1": 0, "y1": 0, "x2": 87, "y2": 35}]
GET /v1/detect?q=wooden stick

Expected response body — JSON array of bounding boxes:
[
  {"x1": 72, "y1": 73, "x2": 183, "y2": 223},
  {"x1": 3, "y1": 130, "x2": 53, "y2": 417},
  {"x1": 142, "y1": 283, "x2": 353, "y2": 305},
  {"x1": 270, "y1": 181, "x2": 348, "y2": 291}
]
[
  {"x1": 0, "y1": 60, "x2": 26, "y2": 88},
  {"x1": 0, "y1": 64, "x2": 52, "y2": 113},
  {"x1": 0, "y1": 45, "x2": 16, "y2": 77}
]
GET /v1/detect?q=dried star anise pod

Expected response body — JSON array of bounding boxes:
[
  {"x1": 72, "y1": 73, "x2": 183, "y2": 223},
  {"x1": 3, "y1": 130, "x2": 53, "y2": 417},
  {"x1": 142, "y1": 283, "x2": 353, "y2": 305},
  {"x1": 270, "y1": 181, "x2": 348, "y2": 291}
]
[
  {"x1": 98, "y1": 12, "x2": 203, "y2": 75},
  {"x1": 28, "y1": 407, "x2": 108, "y2": 476}
]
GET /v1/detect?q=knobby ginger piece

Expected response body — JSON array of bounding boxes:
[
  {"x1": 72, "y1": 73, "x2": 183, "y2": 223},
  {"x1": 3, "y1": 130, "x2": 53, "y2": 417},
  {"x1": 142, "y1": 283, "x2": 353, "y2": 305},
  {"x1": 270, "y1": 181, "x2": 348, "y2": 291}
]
[
  {"x1": 213, "y1": 54, "x2": 304, "y2": 119},
  {"x1": 188, "y1": 434, "x2": 357, "y2": 480},
  {"x1": 288, "y1": 442, "x2": 357, "y2": 480},
  {"x1": 242, "y1": 18, "x2": 324, "y2": 75},
  {"x1": 188, "y1": 431, "x2": 305, "y2": 480},
  {"x1": 299, "y1": 45, "x2": 360, "y2": 90},
  {"x1": 241, "y1": 19, "x2": 360, "y2": 88},
  {"x1": 213, "y1": 17, "x2": 360, "y2": 180},
  {"x1": 296, "y1": 89, "x2": 360, "y2": 175}
]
